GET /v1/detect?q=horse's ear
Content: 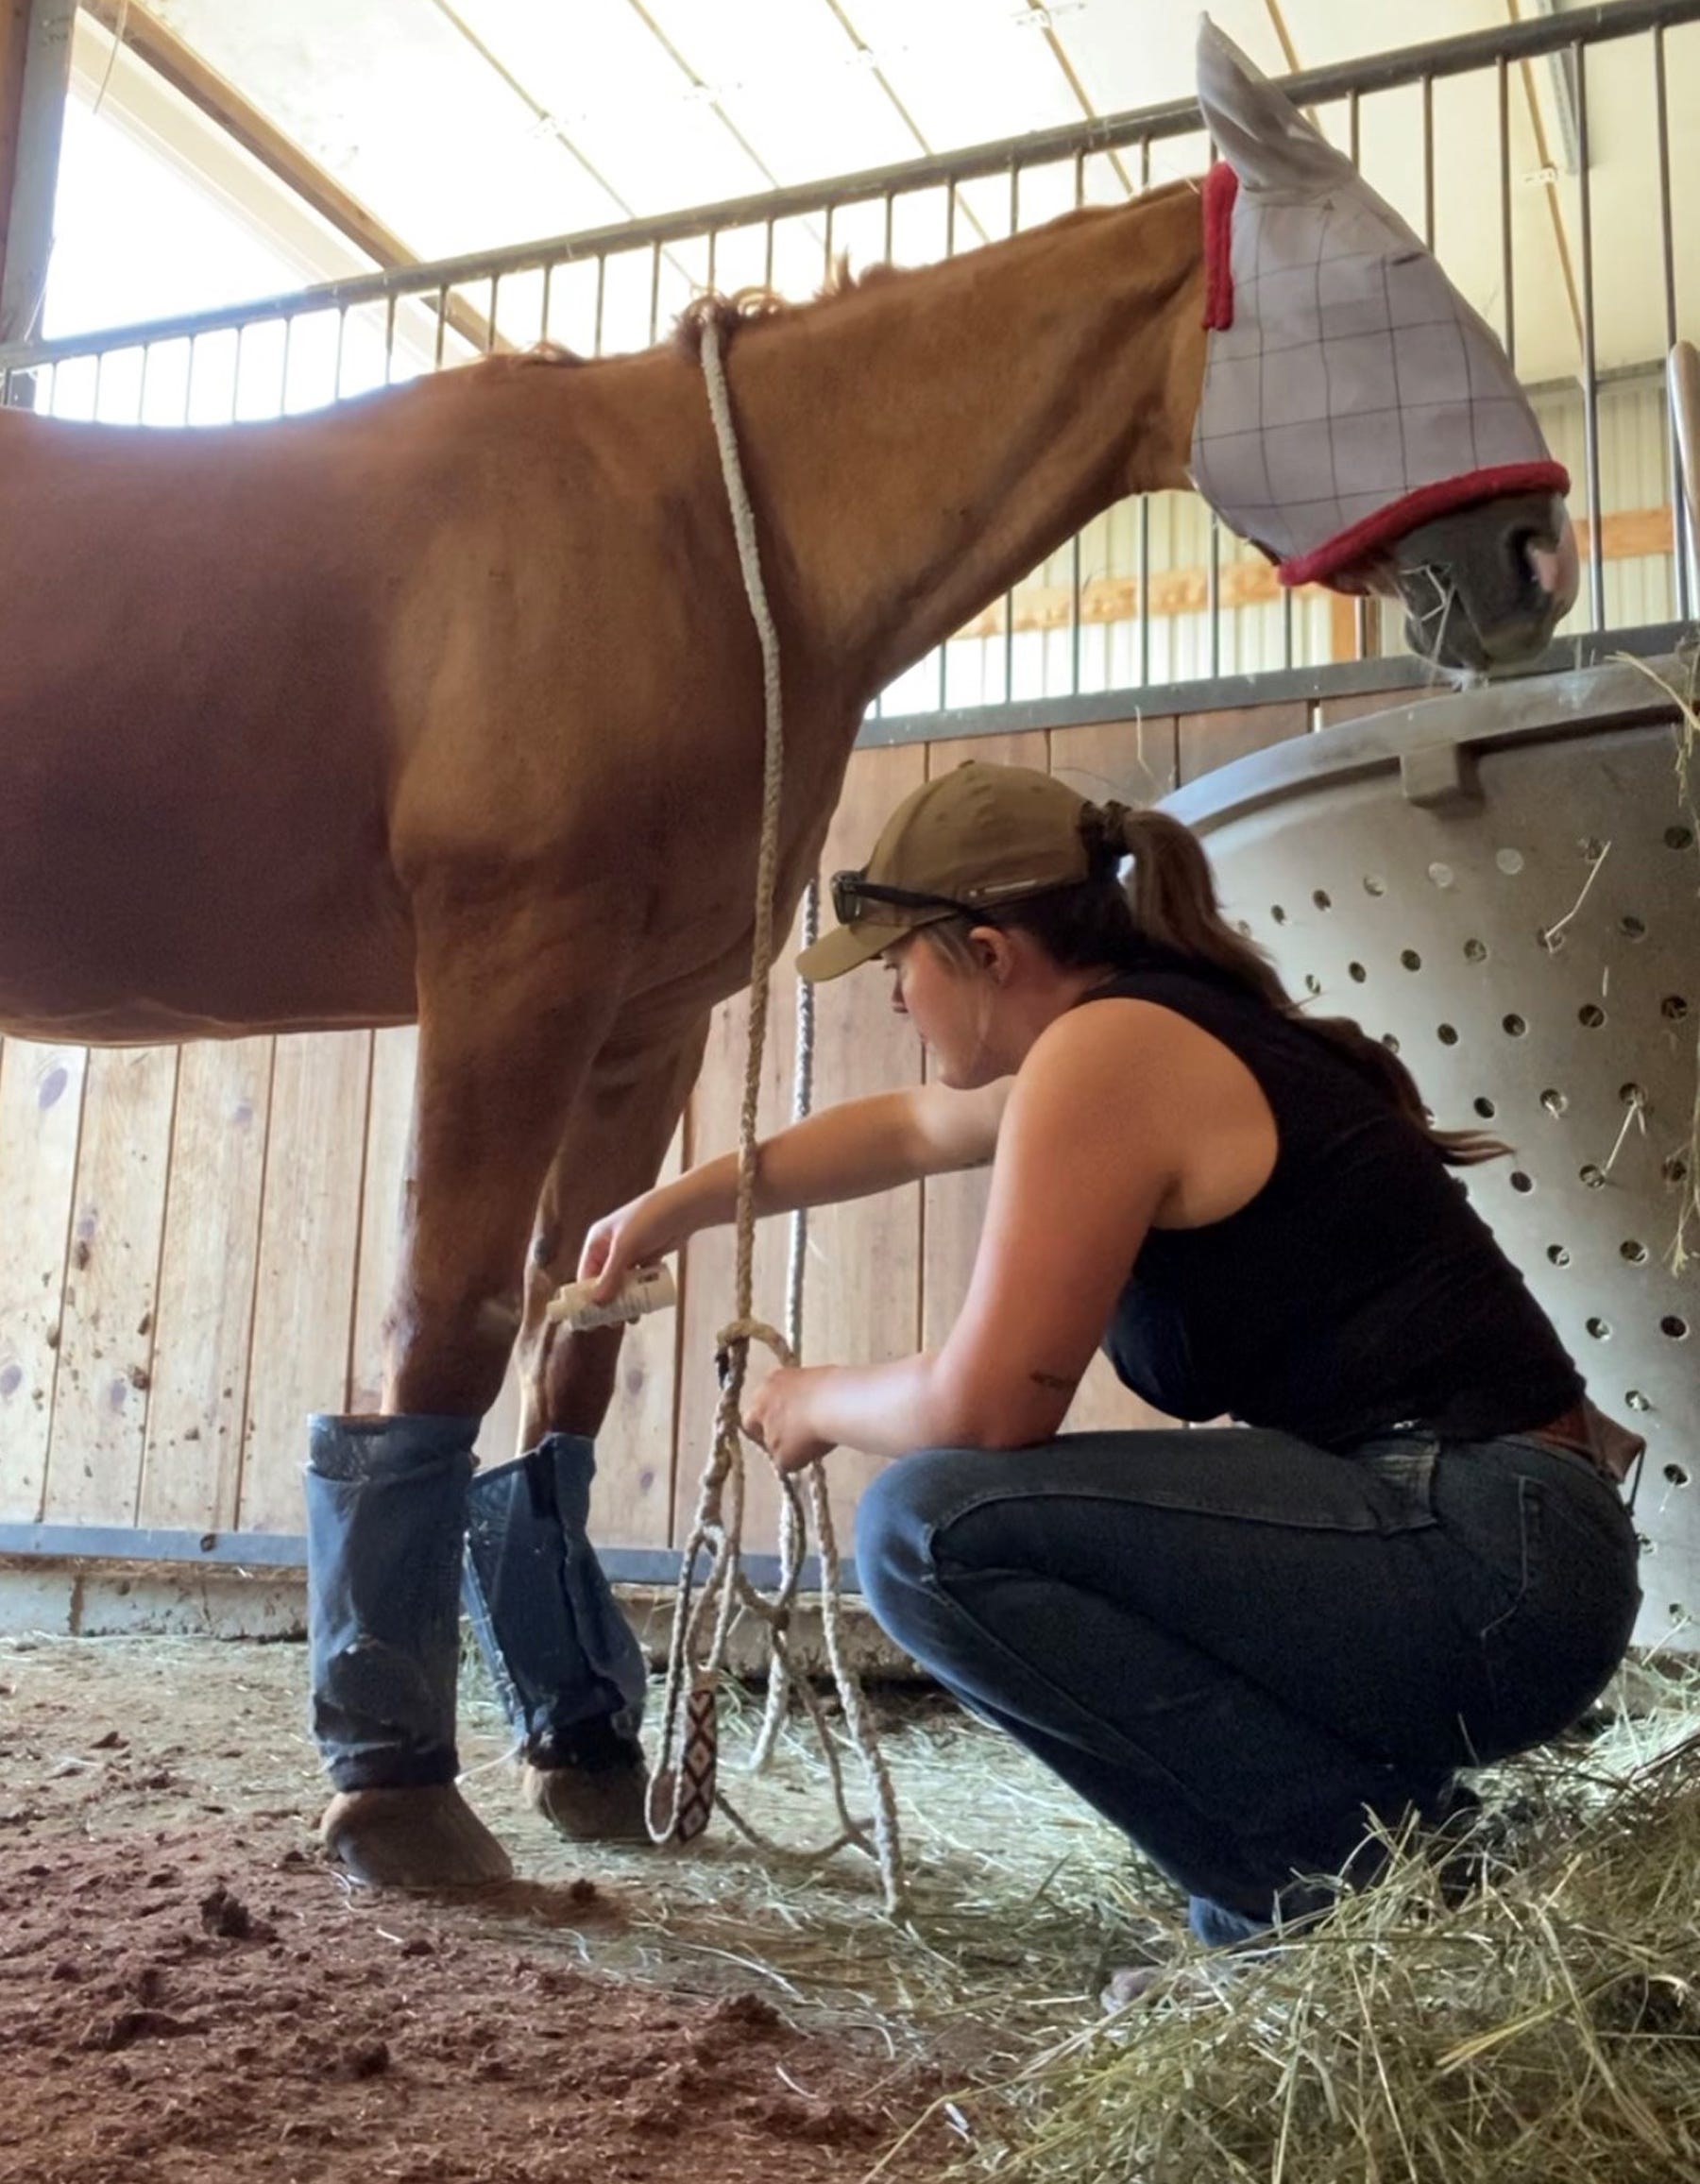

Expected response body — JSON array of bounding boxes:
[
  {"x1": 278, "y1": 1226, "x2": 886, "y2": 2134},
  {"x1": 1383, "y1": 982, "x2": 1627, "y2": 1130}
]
[{"x1": 1195, "y1": 15, "x2": 1352, "y2": 196}]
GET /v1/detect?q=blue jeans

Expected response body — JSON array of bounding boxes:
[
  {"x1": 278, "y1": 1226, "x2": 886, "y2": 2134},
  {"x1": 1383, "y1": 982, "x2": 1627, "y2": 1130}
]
[{"x1": 856, "y1": 1428, "x2": 1641, "y2": 1933}]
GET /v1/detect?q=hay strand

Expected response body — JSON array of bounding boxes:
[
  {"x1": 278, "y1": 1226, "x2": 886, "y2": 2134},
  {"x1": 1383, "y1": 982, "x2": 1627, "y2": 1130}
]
[{"x1": 951, "y1": 1666, "x2": 1700, "y2": 2184}]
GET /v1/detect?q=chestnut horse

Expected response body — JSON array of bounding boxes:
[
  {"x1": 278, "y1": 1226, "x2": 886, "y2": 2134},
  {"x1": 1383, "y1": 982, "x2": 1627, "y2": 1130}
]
[{"x1": 0, "y1": 27, "x2": 1577, "y2": 1879}]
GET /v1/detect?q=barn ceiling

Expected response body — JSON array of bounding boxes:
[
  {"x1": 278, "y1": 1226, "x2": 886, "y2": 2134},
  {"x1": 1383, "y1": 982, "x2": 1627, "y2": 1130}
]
[
  {"x1": 66, "y1": 2, "x2": 1700, "y2": 385},
  {"x1": 122, "y1": 0, "x2": 1572, "y2": 249}
]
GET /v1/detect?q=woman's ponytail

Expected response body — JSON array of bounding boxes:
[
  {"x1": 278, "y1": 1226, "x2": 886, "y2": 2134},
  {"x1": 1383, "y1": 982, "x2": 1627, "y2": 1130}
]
[
  {"x1": 926, "y1": 791, "x2": 1505, "y2": 1168},
  {"x1": 1081, "y1": 800, "x2": 1506, "y2": 1168}
]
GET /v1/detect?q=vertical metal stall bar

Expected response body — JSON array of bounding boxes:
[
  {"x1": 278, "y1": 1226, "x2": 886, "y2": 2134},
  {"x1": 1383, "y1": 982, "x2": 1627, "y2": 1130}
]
[
  {"x1": 332, "y1": 307, "x2": 348, "y2": 401},
  {"x1": 938, "y1": 183, "x2": 958, "y2": 715},
  {"x1": 538, "y1": 262, "x2": 553, "y2": 347},
  {"x1": 593, "y1": 254, "x2": 607, "y2": 357},
  {"x1": 1070, "y1": 148, "x2": 1086, "y2": 697},
  {"x1": 1347, "y1": 89, "x2": 1367, "y2": 662},
  {"x1": 1136, "y1": 139, "x2": 1152, "y2": 691},
  {"x1": 278, "y1": 316, "x2": 294, "y2": 416},
  {"x1": 382, "y1": 294, "x2": 398, "y2": 386},
  {"x1": 1281, "y1": 103, "x2": 1300, "y2": 674},
  {"x1": 433, "y1": 286, "x2": 449, "y2": 371},
  {"x1": 137, "y1": 341, "x2": 152, "y2": 424},
  {"x1": 878, "y1": 193, "x2": 903, "y2": 706},
  {"x1": 487, "y1": 274, "x2": 502, "y2": 352},
  {"x1": 1497, "y1": 58, "x2": 1516, "y2": 369},
  {"x1": 876, "y1": 187, "x2": 902, "y2": 717},
  {"x1": 1003, "y1": 159, "x2": 1020, "y2": 708},
  {"x1": 92, "y1": 347, "x2": 106, "y2": 424},
  {"x1": 182, "y1": 334, "x2": 196, "y2": 425},
  {"x1": 647, "y1": 244, "x2": 662, "y2": 346},
  {"x1": 1207, "y1": 111, "x2": 1222, "y2": 679},
  {"x1": 1421, "y1": 73, "x2": 1436, "y2": 249},
  {"x1": 1573, "y1": 41, "x2": 1605, "y2": 632},
  {"x1": 865, "y1": 217, "x2": 886, "y2": 715},
  {"x1": 1654, "y1": 25, "x2": 1691, "y2": 619}
]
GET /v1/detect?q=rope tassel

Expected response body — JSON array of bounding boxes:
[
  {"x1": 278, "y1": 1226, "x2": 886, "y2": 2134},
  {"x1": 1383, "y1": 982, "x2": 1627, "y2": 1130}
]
[{"x1": 641, "y1": 317, "x2": 906, "y2": 1916}]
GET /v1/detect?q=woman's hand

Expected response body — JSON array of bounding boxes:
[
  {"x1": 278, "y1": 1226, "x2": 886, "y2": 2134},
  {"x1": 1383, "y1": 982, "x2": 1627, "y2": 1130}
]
[
  {"x1": 577, "y1": 1183, "x2": 690, "y2": 1304},
  {"x1": 741, "y1": 1366, "x2": 838, "y2": 1474}
]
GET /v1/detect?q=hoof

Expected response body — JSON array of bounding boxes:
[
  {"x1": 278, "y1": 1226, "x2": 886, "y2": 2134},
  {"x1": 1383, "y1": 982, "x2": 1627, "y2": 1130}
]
[
  {"x1": 1100, "y1": 1962, "x2": 1167, "y2": 2012},
  {"x1": 321, "y1": 1783, "x2": 514, "y2": 1888},
  {"x1": 1100, "y1": 1959, "x2": 1237, "y2": 2014},
  {"x1": 521, "y1": 1749, "x2": 652, "y2": 1845}
]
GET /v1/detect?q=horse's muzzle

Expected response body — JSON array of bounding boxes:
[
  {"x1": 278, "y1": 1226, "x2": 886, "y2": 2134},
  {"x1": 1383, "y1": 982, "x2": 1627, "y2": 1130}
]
[{"x1": 1386, "y1": 490, "x2": 1578, "y2": 675}]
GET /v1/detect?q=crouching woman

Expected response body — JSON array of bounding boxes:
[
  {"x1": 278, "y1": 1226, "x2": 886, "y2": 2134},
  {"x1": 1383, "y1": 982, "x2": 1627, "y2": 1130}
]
[{"x1": 581, "y1": 761, "x2": 1642, "y2": 1944}]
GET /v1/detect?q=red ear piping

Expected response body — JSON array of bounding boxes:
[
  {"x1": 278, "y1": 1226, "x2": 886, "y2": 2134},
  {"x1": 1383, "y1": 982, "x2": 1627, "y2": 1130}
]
[{"x1": 1201, "y1": 162, "x2": 1238, "y2": 332}]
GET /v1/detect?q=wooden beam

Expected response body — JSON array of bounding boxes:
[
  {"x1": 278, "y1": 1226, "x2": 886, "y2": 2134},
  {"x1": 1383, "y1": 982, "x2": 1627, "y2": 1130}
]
[
  {"x1": 957, "y1": 506, "x2": 1674, "y2": 640},
  {"x1": 78, "y1": 0, "x2": 504, "y2": 357},
  {"x1": 0, "y1": 0, "x2": 28, "y2": 300},
  {"x1": 1584, "y1": 503, "x2": 1675, "y2": 560},
  {"x1": 1509, "y1": 0, "x2": 1585, "y2": 358},
  {"x1": 0, "y1": 0, "x2": 72, "y2": 347}
]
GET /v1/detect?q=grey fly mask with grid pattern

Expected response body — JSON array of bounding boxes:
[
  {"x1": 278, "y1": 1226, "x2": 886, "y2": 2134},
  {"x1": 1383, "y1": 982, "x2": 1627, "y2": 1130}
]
[{"x1": 1189, "y1": 20, "x2": 1570, "y2": 602}]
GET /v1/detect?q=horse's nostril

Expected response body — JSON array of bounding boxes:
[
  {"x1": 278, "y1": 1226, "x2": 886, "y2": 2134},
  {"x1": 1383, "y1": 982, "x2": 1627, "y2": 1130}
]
[
  {"x1": 1518, "y1": 533, "x2": 1570, "y2": 605},
  {"x1": 1521, "y1": 513, "x2": 1579, "y2": 610}
]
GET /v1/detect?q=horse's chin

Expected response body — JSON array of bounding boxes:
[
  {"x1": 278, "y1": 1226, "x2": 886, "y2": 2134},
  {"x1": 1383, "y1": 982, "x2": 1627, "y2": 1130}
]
[{"x1": 1338, "y1": 492, "x2": 1579, "y2": 677}]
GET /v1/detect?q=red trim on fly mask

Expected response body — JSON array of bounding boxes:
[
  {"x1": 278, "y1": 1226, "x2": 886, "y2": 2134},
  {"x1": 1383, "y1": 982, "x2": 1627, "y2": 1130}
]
[
  {"x1": 1277, "y1": 461, "x2": 1572, "y2": 589},
  {"x1": 1201, "y1": 162, "x2": 1238, "y2": 331}
]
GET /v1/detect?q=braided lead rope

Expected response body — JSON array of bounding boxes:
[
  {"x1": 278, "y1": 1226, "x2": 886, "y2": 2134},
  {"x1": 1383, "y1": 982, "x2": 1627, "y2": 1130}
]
[
  {"x1": 644, "y1": 320, "x2": 905, "y2": 1911},
  {"x1": 759, "y1": 879, "x2": 902, "y2": 1875},
  {"x1": 749, "y1": 875, "x2": 819, "y2": 1770}
]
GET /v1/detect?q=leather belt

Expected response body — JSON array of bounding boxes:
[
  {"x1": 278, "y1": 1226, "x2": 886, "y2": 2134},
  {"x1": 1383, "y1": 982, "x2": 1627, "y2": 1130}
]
[{"x1": 1521, "y1": 1399, "x2": 1644, "y2": 1487}]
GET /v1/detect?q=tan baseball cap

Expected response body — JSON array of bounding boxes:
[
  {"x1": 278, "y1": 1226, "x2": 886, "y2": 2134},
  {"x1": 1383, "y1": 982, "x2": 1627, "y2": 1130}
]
[{"x1": 796, "y1": 761, "x2": 1098, "y2": 982}]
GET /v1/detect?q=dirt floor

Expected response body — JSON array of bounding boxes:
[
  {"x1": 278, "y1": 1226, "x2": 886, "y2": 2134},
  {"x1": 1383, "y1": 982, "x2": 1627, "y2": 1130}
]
[{"x1": 0, "y1": 1632, "x2": 1149, "y2": 2184}]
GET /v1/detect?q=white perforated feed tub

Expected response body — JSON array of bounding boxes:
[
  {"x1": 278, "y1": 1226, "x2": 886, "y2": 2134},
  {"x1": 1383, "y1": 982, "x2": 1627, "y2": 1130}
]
[{"x1": 1164, "y1": 657, "x2": 1699, "y2": 1648}]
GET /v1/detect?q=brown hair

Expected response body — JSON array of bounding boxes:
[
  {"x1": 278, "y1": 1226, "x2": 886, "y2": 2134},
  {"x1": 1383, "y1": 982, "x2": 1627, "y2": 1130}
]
[{"x1": 918, "y1": 799, "x2": 1507, "y2": 1167}]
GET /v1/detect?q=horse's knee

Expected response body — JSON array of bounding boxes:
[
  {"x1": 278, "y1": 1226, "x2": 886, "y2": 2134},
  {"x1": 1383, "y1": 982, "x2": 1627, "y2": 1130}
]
[{"x1": 384, "y1": 1279, "x2": 522, "y2": 1419}]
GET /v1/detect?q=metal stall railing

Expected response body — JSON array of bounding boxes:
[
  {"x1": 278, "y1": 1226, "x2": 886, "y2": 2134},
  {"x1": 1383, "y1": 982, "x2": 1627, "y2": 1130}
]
[{"x1": 2, "y1": 0, "x2": 1696, "y2": 740}]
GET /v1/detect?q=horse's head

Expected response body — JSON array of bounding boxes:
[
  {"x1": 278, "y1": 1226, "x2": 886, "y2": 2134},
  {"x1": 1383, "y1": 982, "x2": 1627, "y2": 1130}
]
[{"x1": 1190, "y1": 20, "x2": 1576, "y2": 674}]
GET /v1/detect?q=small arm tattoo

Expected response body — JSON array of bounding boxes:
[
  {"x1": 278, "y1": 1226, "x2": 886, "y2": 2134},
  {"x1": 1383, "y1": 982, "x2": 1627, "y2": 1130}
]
[{"x1": 1028, "y1": 1370, "x2": 1075, "y2": 1392}]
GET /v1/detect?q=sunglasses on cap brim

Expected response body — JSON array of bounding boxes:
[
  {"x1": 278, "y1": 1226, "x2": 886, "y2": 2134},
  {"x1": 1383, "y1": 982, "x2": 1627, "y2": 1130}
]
[{"x1": 828, "y1": 870, "x2": 984, "y2": 928}]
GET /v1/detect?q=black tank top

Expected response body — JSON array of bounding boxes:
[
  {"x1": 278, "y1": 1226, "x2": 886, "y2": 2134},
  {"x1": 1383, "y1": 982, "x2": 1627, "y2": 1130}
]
[{"x1": 1088, "y1": 959, "x2": 1583, "y2": 1448}]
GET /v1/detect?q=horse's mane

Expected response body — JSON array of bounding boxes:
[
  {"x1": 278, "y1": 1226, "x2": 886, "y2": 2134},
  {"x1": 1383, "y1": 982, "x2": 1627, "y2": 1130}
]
[
  {"x1": 462, "y1": 201, "x2": 1131, "y2": 380},
  {"x1": 453, "y1": 267, "x2": 898, "y2": 382},
  {"x1": 510, "y1": 340, "x2": 589, "y2": 369},
  {"x1": 672, "y1": 255, "x2": 905, "y2": 357}
]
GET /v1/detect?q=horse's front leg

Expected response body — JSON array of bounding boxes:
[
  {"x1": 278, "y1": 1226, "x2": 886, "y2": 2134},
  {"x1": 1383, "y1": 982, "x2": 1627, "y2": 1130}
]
[
  {"x1": 311, "y1": 891, "x2": 633, "y2": 1887},
  {"x1": 459, "y1": 1019, "x2": 710, "y2": 1846},
  {"x1": 522, "y1": 1016, "x2": 711, "y2": 1442}
]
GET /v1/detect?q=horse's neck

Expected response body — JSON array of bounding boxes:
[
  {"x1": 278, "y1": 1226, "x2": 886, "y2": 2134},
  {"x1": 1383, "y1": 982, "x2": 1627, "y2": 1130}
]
[{"x1": 732, "y1": 179, "x2": 1208, "y2": 701}]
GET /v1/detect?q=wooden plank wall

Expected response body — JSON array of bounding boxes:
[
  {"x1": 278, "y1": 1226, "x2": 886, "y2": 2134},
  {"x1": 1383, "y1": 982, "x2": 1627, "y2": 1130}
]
[{"x1": 0, "y1": 693, "x2": 1404, "y2": 1558}]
